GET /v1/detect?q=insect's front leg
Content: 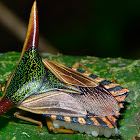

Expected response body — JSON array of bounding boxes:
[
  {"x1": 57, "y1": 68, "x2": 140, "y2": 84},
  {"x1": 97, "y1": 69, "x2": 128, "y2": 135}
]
[
  {"x1": 14, "y1": 110, "x2": 43, "y2": 132},
  {"x1": 0, "y1": 82, "x2": 3, "y2": 92},
  {"x1": 46, "y1": 118, "x2": 74, "y2": 134},
  {"x1": 0, "y1": 76, "x2": 10, "y2": 92}
]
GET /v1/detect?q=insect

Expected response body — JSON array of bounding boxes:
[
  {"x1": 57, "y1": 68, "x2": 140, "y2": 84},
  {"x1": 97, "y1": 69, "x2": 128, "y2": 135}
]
[{"x1": 0, "y1": 1, "x2": 129, "y2": 138}]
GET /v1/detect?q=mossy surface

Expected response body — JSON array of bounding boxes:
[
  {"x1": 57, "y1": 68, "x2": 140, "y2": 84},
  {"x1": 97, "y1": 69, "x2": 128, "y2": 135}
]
[{"x1": 0, "y1": 52, "x2": 139, "y2": 140}]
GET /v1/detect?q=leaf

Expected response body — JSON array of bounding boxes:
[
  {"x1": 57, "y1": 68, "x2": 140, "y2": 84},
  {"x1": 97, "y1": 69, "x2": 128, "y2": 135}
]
[{"x1": 0, "y1": 52, "x2": 139, "y2": 140}]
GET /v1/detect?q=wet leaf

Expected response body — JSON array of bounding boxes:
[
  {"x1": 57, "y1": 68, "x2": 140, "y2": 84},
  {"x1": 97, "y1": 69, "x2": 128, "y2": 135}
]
[{"x1": 0, "y1": 52, "x2": 139, "y2": 140}]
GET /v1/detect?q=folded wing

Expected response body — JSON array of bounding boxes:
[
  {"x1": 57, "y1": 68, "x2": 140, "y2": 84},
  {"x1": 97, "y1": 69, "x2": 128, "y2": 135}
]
[
  {"x1": 42, "y1": 59, "x2": 99, "y2": 87},
  {"x1": 18, "y1": 91, "x2": 87, "y2": 117}
]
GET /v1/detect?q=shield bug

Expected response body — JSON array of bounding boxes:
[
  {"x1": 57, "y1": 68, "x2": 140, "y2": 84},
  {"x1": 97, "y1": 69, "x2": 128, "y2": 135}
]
[{"x1": 0, "y1": 1, "x2": 129, "y2": 138}]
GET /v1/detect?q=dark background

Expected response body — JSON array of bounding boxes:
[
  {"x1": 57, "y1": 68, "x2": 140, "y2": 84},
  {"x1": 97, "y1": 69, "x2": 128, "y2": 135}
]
[{"x1": 0, "y1": 0, "x2": 140, "y2": 59}]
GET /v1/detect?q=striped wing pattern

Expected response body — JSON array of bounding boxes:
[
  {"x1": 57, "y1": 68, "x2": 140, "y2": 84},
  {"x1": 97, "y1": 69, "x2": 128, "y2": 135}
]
[
  {"x1": 18, "y1": 91, "x2": 87, "y2": 117},
  {"x1": 42, "y1": 59, "x2": 99, "y2": 87},
  {"x1": 44, "y1": 70, "x2": 129, "y2": 128}
]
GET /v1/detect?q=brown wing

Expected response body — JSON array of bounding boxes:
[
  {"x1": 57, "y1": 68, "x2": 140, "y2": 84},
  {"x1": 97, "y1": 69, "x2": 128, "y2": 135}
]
[
  {"x1": 18, "y1": 91, "x2": 87, "y2": 117},
  {"x1": 71, "y1": 86, "x2": 120, "y2": 117},
  {"x1": 42, "y1": 59, "x2": 99, "y2": 87}
]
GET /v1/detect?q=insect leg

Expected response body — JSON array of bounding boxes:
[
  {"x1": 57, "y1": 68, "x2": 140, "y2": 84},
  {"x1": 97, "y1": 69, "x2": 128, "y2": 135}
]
[
  {"x1": 0, "y1": 76, "x2": 10, "y2": 92},
  {"x1": 72, "y1": 62, "x2": 93, "y2": 76},
  {"x1": 46, "y1": 118, "x2": 74, "y2": 134},
  {"x1": 14, "y1": 110, "x2": 43, "y2": 132},
  {"x1": 0, "y1": 83, "x2": 4, "y2": 92}
]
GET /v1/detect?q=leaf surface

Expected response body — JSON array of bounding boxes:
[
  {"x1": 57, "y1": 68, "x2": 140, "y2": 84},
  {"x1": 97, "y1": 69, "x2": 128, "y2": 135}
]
[{"x1": 0, "y1": 52, "x2": 139, "y2": 140}]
